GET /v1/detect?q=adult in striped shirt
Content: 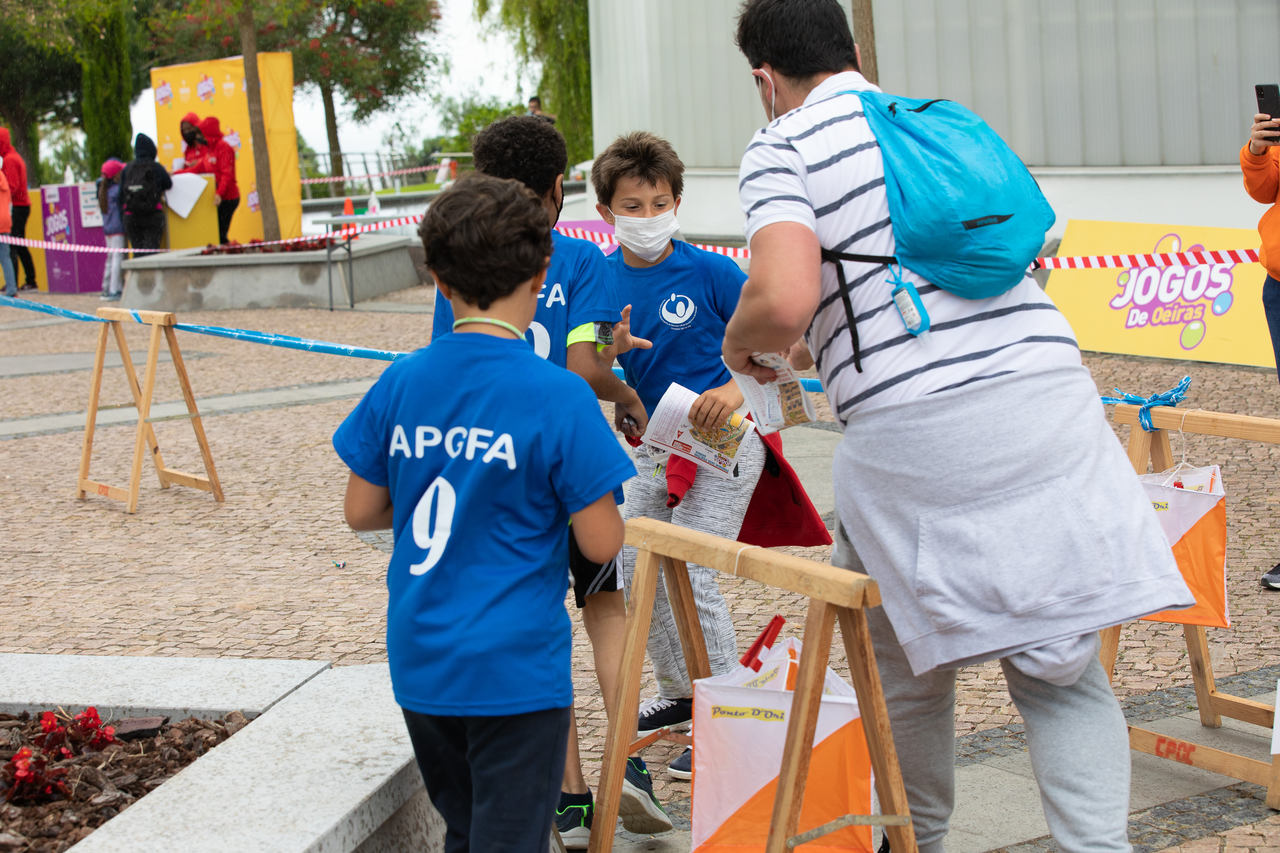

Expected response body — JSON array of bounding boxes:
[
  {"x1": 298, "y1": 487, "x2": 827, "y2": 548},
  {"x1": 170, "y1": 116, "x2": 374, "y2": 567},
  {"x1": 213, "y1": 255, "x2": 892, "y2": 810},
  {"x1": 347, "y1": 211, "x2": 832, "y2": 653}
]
[{"x1": 724, "y1": 2, "x2": 1191, "y2": 852}]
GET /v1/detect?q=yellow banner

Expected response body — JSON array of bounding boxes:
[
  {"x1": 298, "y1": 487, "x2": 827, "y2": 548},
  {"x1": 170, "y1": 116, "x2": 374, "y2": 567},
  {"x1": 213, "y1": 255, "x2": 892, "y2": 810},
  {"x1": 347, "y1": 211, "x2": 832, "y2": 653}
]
[
  {"x1": 1046, "y1": 220, "x2": 1271, "y2": 368},
  {"x1": 149, "y1": 53, "x2": 302, "y2": 244}
]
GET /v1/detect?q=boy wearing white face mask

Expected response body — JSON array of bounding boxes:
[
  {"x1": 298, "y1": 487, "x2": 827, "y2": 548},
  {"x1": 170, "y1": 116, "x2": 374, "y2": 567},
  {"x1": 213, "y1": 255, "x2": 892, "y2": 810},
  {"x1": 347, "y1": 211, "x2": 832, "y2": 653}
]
[{"x1": 592, "y1": 131, "x2": 767, "y2": 778}]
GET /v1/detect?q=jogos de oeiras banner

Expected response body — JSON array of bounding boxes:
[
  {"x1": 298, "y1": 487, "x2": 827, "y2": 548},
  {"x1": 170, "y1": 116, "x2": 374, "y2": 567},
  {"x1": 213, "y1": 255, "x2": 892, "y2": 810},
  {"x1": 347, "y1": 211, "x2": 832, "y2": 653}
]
[
  {"x1": 1046, "y1": 220, "x2": 1272, "y2": 369},
  {"x1": 149, "y1": 53, "x2": 302, "y2": 242}
]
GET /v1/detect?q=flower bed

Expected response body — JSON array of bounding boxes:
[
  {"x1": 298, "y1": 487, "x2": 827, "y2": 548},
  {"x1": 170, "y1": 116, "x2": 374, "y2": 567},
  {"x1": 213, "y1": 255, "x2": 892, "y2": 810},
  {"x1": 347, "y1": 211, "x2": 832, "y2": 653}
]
[
  {"x1": 0, "y1": 709, "x2": 245, "y2": 851},
  {"x1": 197, "y1": 236, "x2": 341, "y2": 256}
]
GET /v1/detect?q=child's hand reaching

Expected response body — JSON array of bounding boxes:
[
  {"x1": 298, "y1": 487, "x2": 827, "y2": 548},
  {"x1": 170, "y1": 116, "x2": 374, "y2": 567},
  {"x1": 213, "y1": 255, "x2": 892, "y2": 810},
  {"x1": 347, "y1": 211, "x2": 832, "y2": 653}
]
[
  {"x1": 603, "y1": 305, "x2": 653, "y2": 360},
  {"x1": 689, "y1": 382, "x2": 744, "y2": 432}
]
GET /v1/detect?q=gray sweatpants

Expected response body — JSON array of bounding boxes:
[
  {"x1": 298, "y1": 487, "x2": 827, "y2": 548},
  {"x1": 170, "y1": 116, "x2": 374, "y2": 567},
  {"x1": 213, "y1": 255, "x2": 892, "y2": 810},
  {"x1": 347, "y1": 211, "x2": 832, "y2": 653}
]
[
  {"x1": 619, "y1": 434, "x2": 765, "y2": 699},
  {"x1": 835, "y1": 528, "x2": 1132, "y2": 853}
]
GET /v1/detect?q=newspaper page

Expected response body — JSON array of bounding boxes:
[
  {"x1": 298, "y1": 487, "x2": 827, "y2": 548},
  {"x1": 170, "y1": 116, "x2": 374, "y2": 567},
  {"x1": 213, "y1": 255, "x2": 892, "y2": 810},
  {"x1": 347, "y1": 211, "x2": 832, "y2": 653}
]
[
  {"x1": 642, "y1": 383, "x2": 756, "y2": 478},
  {"x1": 726, "y1": 352, "x2": 817, "y2": 435}
]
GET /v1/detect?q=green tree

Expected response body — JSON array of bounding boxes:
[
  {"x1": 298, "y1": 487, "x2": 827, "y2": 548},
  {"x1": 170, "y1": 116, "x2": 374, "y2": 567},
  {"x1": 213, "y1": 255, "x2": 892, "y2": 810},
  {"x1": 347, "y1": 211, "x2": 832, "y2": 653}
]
[
  {"x1": 149, "y1": 1, "x2": 444, "y2": 180},
  {"x1": 474, "y1": 0, "x2": 591, "y2": 164},
  {"x1": 75, "y1": 0, "x2": 134, "y2": 173},
  {"x1": 0, "y1": 7, "x2": 81, "y2": 178},
  {"x1": 434, "y1": 95, "x2": 524, "y2": 155}
]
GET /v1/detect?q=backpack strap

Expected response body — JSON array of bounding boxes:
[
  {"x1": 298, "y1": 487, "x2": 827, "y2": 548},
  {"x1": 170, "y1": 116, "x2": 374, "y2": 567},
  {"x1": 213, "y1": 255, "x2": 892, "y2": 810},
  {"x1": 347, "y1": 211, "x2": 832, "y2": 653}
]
[{"x1": 818, "y1": 248, "x2": 895, "y2": 375}]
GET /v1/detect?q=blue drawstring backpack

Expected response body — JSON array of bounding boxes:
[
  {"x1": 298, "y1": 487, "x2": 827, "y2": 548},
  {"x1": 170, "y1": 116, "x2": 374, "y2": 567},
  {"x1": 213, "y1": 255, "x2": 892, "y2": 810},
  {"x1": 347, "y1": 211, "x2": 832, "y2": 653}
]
[{"x1": 820, "y1": 90, "x2": 1056, "y2": 371}]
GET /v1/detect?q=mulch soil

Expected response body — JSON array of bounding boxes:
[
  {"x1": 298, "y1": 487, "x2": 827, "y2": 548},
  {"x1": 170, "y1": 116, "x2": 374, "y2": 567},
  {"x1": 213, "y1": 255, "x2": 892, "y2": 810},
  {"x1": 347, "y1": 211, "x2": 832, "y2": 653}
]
[{"x1": 0, "y1": 711, "x2": 248, "y2": 852}]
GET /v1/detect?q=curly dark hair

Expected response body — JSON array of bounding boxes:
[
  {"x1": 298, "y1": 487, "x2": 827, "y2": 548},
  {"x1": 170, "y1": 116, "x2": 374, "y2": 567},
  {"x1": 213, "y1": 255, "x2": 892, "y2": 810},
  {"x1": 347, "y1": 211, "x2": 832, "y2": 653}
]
[
  {"x1": 735, "y1": 0, "x2": 859, "y2": 78},
  {"x1": 472, "y1": 115, "x2": 568, "y2": 198},
  {"x1": 590, "y1": 131, "x2": 684, "y2": 207},
  {"x1": 419, "y1": 174, "x2": 551, "y2": 310}
]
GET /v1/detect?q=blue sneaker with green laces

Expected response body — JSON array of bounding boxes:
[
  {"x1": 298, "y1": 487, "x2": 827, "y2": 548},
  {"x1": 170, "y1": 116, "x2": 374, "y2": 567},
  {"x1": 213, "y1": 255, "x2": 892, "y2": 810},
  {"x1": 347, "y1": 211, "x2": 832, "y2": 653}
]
[{"x1": 618, "y1": 756, "x2": 673, "y2": 834}]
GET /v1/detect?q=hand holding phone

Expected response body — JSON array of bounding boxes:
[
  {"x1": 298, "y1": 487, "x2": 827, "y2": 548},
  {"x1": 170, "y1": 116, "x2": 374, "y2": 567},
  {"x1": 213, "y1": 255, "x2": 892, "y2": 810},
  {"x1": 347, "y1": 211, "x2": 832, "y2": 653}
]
[{"x1": 1254, "y1": 84, "x2": 1280, "y2": 146}]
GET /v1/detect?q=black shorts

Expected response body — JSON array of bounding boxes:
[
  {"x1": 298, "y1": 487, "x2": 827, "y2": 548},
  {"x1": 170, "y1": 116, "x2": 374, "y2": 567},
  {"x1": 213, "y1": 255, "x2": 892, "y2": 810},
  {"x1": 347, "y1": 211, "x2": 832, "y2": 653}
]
[{"x1": 568, "y1": 533, "x2": 621, "y2": 609}]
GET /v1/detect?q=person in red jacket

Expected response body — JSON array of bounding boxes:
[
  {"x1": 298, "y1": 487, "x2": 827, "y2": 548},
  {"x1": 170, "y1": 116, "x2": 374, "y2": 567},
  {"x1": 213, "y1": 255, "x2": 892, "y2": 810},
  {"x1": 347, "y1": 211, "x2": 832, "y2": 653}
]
[
  {"x1": 198, "y1": 116, "x2": 239, "y2": 244},
  {"x1": 175, "y1": 112, "x2": 208, "y2": 172},
  {"x1": 1242, "y1": 108, "x2": 1280, "y2": 590},
  {"x1": 0, "y1": 127, "x2": 36, "y2": 291}
]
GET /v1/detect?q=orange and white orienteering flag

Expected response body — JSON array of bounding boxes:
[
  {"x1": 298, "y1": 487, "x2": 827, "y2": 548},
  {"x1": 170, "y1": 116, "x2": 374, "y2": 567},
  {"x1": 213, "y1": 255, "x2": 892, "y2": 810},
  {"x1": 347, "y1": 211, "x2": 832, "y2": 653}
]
[
  {"x1": 1139, "y1": 464, "x2": 1228, "y2": 628},
  {"x1": 691, "y1": 638, "x2": 874, "y2": 852}
]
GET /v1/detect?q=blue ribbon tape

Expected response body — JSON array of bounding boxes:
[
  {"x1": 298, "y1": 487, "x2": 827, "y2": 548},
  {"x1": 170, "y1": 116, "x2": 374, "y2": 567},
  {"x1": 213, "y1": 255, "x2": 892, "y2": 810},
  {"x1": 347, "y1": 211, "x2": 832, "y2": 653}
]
[
  {"x1": 1, "y1": 296, "x2": 831, "y2": 392},
  {"x1": 1100, "y1": 375, "x2": 1191, "y2": 430},
  {"x1": 0, "y1": 295, "x2": 106, "y2": 324}
]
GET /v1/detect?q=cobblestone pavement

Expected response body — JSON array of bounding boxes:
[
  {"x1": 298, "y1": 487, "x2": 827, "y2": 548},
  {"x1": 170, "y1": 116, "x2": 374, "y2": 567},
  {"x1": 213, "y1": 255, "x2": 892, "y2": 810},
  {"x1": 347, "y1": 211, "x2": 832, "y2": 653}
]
[{"x1": 2, "y1": 286, "x2": 1278, "y2": 851}]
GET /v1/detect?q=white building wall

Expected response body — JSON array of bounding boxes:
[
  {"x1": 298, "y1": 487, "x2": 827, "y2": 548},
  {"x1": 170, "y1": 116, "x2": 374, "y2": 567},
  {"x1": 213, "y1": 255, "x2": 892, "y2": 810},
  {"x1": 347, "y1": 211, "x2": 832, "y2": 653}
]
[
  {"x1": 872, "y1": 0, "x2": 1280, "y2": 167},
  {"x1": 581, "y1": 0, "x2": 1276, "y2": 239}
]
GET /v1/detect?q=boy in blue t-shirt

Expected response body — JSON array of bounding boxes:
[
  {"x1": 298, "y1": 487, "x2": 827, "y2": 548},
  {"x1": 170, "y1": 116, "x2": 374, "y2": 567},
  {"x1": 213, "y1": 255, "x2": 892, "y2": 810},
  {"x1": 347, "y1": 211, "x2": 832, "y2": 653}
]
[
  {"x1": 592, "y1": 131, "x2": 767, "y2": 779},
  {"x1": 429, "y1": 116, "x2": 671, "y2": 846},
  {"x1": 334, "y1": 174, "x2": 635, "y2": 853}
]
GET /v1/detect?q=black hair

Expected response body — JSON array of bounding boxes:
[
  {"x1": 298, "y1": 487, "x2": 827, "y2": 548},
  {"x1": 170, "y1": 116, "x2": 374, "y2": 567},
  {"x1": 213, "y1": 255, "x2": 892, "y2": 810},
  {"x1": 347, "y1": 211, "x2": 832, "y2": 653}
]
[
  {"x1": 735, "y1": 0, "x2": 859, "y2": 78},
  {"x1": 419, "y1": 174, "x2": 551, "y2": 310},
  {"x1": 472, "y1": 115, "x2": 568, "y2": 198},
  {"x1": 528, "y1": 95, "x2": 542, "y2": 106},
  {"x1": 591, "y1": 131, "x2": 684, "y2": 207}
]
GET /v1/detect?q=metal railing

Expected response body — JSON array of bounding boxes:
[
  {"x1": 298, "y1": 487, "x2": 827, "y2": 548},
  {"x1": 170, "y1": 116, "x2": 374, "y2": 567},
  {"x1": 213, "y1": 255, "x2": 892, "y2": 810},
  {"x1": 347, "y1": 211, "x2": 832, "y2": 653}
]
[{"x1": 298, "y1": 151, "x2": 472, "y2": 199}]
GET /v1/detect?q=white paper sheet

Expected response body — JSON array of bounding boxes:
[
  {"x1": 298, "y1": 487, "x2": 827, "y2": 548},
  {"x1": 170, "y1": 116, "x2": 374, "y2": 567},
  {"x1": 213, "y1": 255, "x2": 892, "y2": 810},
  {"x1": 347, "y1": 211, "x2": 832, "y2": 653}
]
[{"x1": 165, "y1": 172, "x2": 211, "y2": 219}]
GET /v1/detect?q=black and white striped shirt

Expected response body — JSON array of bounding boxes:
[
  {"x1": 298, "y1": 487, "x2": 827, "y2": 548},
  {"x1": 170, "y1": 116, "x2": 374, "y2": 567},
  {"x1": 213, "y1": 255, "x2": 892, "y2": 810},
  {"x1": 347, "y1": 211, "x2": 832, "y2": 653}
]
[{"x1": 738, "y1": 71, "x2": 1080, "y2": 422}]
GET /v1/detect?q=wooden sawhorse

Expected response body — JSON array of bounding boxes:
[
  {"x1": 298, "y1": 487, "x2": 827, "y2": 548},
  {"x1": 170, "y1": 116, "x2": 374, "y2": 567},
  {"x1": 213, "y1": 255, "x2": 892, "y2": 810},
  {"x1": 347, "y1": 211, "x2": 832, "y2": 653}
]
[
  {"x1": 1102, "y1": 403, "x2": 1279, "y2": 808},
  {"x1": 591, "y1": 518, "x2": 916, "y2": 852},
  {"x1": 76, "y1": 307, "x2": 223, "y2": 514}
]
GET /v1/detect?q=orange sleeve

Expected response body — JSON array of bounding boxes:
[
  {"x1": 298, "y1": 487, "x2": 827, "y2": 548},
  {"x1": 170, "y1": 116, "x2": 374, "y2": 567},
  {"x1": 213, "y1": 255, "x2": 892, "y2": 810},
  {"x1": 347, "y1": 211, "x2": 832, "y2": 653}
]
[{"x1": 1240, "y1": 144, "x2": 1280, "y2": 205}]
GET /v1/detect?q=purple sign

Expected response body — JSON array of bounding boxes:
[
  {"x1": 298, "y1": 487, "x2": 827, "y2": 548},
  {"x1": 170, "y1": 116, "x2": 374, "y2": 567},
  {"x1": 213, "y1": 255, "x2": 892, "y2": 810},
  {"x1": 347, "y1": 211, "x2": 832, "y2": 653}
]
[{"x1": 42, "y1": 185, "x2": 107, "y2": 294}]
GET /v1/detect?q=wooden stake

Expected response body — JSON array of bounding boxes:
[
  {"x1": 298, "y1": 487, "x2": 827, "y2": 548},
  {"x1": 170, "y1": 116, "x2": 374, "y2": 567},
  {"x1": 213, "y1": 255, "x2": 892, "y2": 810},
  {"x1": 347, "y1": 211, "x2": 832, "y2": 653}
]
[
  {"x1": 592, "y1": 519, "x2": 916, "y2": 853},
  {"x1": 76, "y1": 308, "x2": 224, "y2": 513},
  {"x1": 1110, "y1": 404, "x2": 1278, "y2": 806}
]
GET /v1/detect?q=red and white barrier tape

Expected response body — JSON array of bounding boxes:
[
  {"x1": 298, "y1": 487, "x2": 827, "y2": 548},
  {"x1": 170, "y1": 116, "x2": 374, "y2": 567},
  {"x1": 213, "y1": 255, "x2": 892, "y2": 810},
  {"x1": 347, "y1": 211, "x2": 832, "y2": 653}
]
[
  {"x1": 1036, "y1": 249, "x2": 1259, "y2": 270},
  {"x1": 0, "y1": 234, "x2": 166, "y2": 254},
  {"x1": 300, "y1": 165, "x2": 437, "y2": 185},
  {"x1": 0, "y1": 219, "x2": 1255, "y2": 270}
]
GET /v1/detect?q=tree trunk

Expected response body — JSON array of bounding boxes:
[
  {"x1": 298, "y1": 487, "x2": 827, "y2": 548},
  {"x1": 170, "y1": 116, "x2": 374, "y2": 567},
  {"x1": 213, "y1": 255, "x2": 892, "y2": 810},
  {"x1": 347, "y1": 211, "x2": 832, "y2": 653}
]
[
  {"x1": 850, "y1": 0, "x2": 878, "y2": 85},
  {"x1": 239, "y1": 3, "x2": 280, "y2": 241},
  {"x1": 320, "y1": 82, "x2": 344, "y2": 183}
]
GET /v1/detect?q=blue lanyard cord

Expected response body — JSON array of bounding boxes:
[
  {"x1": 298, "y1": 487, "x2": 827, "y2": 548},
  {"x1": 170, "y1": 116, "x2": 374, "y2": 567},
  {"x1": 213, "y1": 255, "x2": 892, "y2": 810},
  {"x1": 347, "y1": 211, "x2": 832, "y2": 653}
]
[{"x1": 1100, "y1": 375, "x2": 1191, "y2": 431}]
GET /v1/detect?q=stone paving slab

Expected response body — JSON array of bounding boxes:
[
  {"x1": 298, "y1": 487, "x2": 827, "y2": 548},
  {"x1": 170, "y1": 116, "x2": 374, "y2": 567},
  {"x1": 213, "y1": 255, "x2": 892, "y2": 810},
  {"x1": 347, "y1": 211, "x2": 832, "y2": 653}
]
[
  {"x1": 0, "y1": 653, "x2": 330, "y2": 721},
  {"x1": 0, "y1": 377, "x2": 376, "y2": 439},
  {"x1": 0, "y1": 350, "x2": 186, "y2": 379}
]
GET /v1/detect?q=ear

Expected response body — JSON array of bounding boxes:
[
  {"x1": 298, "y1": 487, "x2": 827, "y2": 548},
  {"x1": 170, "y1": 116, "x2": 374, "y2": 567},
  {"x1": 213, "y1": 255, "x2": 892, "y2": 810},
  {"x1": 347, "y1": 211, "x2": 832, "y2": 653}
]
[
  {"x1": 530, "y1": 262, "x2": 549, "y2": 293},
  {"x1": 596, "y1": 201, "x2": 614, "y2": 225},
  {"x1": 674, "y1": 196, "x2": 682, "y2": 216},
  {"x1": 431, "y1": 272, "x2": 452, "y2": 301}
]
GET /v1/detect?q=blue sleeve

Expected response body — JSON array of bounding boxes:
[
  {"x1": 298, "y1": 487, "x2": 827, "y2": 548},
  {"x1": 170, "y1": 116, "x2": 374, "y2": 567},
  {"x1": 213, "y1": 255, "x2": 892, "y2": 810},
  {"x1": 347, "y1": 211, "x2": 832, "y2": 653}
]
[
  {"x1": 431, "y1": 289, "x2": 454, "y2": 343},
  {"x1": 709, "y1": 254, "x2": 746, "y2": 324},
  {"x1": 548, "y1": 379, "x2": 636, "y2": 513},
  {"x1": 333, "y1": 382, "x2": 390, "y2": 487},
  {"x1": 566, "y1": 241, "x2": 622, "y2": 329}
]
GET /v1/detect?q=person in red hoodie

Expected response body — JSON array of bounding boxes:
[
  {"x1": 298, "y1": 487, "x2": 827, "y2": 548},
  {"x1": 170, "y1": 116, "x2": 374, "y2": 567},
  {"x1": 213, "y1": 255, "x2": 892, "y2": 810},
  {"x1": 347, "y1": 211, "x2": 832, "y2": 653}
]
[
  {"x1": 1242, "y1": 107, "x2": 1280, "y2": 590},
  {"x1": 199, "y1": 116, "x2": 239, "y2": 244},
  {"x1": 0, "y1": 127, "x2": 36, "y2": 291},
  {"x1": 175, "y1": 112, "x2": 208, "y2": 172}
]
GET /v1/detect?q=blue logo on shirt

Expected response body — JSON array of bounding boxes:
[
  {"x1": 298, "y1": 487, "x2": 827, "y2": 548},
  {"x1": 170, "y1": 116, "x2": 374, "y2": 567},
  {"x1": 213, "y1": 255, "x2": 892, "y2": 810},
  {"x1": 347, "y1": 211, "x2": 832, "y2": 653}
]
[{"x1": 660, "y1": 293, "x2": 697, "y2": 329}]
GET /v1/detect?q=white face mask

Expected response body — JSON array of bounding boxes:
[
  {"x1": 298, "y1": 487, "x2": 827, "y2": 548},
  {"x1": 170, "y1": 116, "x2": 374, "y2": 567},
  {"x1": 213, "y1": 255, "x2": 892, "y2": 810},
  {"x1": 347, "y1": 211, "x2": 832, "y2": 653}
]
[{"x1": 611, "y1": 208, "x2": 679, "y2": 262}]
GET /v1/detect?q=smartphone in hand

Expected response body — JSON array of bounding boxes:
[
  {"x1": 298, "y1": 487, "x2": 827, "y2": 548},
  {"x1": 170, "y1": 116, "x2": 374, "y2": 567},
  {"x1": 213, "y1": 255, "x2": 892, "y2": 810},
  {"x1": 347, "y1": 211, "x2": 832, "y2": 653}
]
[{"x1": 1256, "y1": 84, "x2": 1280, "y2": 141}]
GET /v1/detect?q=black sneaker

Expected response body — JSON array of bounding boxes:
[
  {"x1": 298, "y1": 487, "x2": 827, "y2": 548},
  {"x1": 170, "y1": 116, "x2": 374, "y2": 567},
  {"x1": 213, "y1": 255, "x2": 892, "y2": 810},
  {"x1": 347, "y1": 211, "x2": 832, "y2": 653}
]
[
  {"x1": 618, "y1": 756, "x2": 673, "y2": 834},
  {"x1": 555, "y1": 791, "x2": 593, "y2": 850},
  {"x1": 668, "y1": 747, "x2": 692, "y2": 781},
  {"x1": 1262, "y1": 563, "x2": 1280, "y2": 590},
  {"x1": 637, "y1": 696, "x2": 692, "y2": 735}
]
